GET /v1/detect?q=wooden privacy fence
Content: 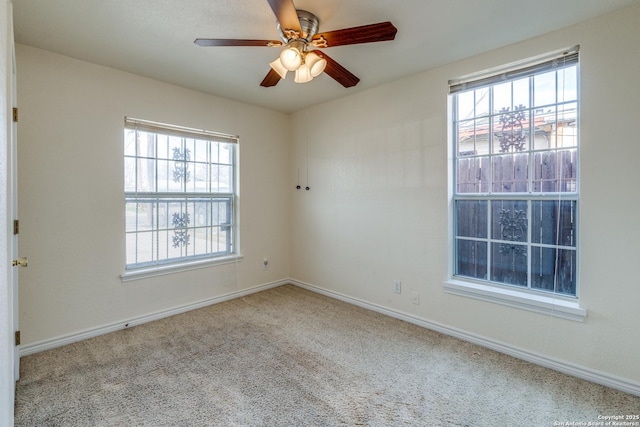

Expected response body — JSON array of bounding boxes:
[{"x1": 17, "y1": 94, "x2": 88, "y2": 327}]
[{"x1": 457, "y1": 150, "x2": 577, "y2": 193}]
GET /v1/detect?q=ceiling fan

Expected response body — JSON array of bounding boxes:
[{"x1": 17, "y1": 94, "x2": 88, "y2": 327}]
[{"x1": 194, "y1": 0, "x2": 397, "y2": 88}]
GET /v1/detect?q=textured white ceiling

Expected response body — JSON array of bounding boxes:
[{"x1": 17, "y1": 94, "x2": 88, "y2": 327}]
[{"x1": 13, "y1": 0, "x2": 639, "y2": 113}]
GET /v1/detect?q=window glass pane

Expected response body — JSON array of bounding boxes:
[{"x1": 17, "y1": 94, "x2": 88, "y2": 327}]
[
  {"x1": 156, "y1": 134, "x2": 169, "y2": 159},
  {"x1": 211, "y1": 227, "x2": 223, "y2": 253},
  {"x1": 193, "y1": 199, "x2": 210, "y2": 227},
  {"x1": 557, "y1": 66, "x2": 577, "y2": 102},
  {"x1": 457, "y1": 90, "x2": 474, "y2": 120},
  {"x1": 557, "y1": 102, "x2": 577, "y2": 148},
  {"x1": 214, "y1": 165, "x2": 233, "y2": 193},
  {"x1": 475, "y1": 87, "x2": 490, "y2": 117},
  {"x1": 557, "y1": 149, "x2": 577, "y2": 192},
  {"x1": 154, "y1": 199, "x2": 170, "y2": 230},
  {"x1": 493, "y1": 108, "x2": 530, "y2": 154},
  {"x1": 171, "y1": 147, "x2": 191, "y2": 187},
  {"x1": 534, "y1": 71, "x2": 556, "y2": 107},
  {"x1": 512, "y1": 78, "x2": 529, "y2": 109},
  {"x1": 125, "y1": 201, "x2": 138, "y2": 233},
  {"x1": 210, "y1": 142, "x2": 220, "y2": 163},
  {"x1": 531, "y1": 247, "x2": 576, "y2": 295},
  {"x1": 458, "y1": 88, "x2": 490, "y2": 119},
  {"x1": 136, "y1": 157, "x2": 156, "y2": 192},
  {"x1": 193, "y1": 227, "x2": 209, "y2": 257},
  {"x1": 457, "y1": 119, "x2": 475, "y2": 156},
  {"x1": 124, "y1": 129, "x2": 136, "y2": 156},
  {"x1": 130, "y1": 231, "x2": 155, "y2": 265},
  {"x1": 188, "y1": 162, "x2": 207, "y2": 193},
  {"x1": 184, "y1": 138, "x2": 195, "y2": 161},
  {"x1": 457, "y1": 157, "x2": 489, "y2": 193},
  {"x1": 474, "y1": 117, "x2": 490, "y2": 155},
  {"x1": 218, "y1": 143, "x2": 232, "y2": 164},
  {"x1": 491, "y1": 200, "x2": 528, "y2": 242},
  {"x1": 458, "y1": 119, "x2": 490, "y2": 157},
  {"x1": 215, "y1": 198, "x2": 232, "y2": 225},
  {"x1": 126, "y1": 200, "x2": 153, "y2": 233},
  {"x1": 531, "y1": 201, "x2": 576, "y2": 247},
  {"x1": 490, "y1": 242, "x2": 527, "y2": 286},
  {"x1": 532, "y1": 149, "x2": 577, "y2": 193},
  {"x1": 456, "y1": 239, "x2": 487, "y2": 280},
  {"x1": 456, "y1": 200, "x2": 487, "y2": 238},
  {"x1": 194, "y1": 139, "x2": 208, "y2": 163},
  {"x1": 136, "y1": 131, "x2": 156, "y2": 158},
  {"x1": 156, "y1": 229, "x2": 173, "y2": 260},
  {"x1": 124, "y1": 157, "x2": 137, "y2": 192},
  {"x1": 167, "y1": 135, "x2": 182, "y2": 158},
  {"x1": 125, "y1": 233, "x2": 137, "y2": 266},
  {"x1": 156, "y1": 159, "x2": 172, "y2": 192},
  {"x1": 492, "y1": 154, "x2": 528, "y2": 193},
  {"x1": 493, "y1": 81, "x2": 512, "y2": 112},
  {"x1": 534, "y1": 106, "x2": 556, "y2": 150}
]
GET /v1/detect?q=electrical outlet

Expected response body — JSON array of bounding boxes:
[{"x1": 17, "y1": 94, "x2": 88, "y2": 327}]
[
  {"x1": 411, "y1": 292, "x2": 420, "y2": 305},
  {"x1": 393, "y1": 280, "x2": 402, "y2": 294}
]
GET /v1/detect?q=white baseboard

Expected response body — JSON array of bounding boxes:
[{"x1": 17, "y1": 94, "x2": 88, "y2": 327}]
[
  {"x1": 290, "y1": 278, "x2": 640, "y2": 398},
  {"x1": 19, "y1": 279, "x2": 288, "y2": 357}
]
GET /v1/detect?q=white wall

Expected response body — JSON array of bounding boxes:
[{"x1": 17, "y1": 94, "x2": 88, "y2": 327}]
[
  {"x1": 16, "y1": 44, "x2": 291, "y2": 346},
  {"x1": 290, "y1": 5, "x2": 640, "y2": 385}
]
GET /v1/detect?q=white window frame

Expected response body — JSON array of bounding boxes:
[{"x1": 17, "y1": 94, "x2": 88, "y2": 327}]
[
  {"x1": 443, "y1": 47, "x2": 586, "y2": 321},
  {"x1": 121, "y1": 118, "x2": 241, "y2": 281}
]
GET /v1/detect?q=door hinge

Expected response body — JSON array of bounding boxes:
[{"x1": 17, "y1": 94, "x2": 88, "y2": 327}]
[
  {"x1": 13, "y1": 220, "x2": 19, "y2": 235},
  {"x1": 12, "y1": 107, "x2": 18, "y2": 122},
  {"x1": 15, "y1": 331, "x2": 20, "y2": 346}
]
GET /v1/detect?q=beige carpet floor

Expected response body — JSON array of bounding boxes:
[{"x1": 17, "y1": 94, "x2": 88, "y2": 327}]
[{"x1": 15, "y1": 284, "x2": 640, "y2": 426}]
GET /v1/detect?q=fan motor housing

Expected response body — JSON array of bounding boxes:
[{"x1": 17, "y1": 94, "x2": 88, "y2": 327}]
[{"x1": 278, "y1": 9, "x2": 319, "y2": 42}]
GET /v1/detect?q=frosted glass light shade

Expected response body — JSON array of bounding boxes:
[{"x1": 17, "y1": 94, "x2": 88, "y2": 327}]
[
  {"x1": 305, "y1": 51, "x2": 327, "y2": 77},
  {"x1": 294, "y1": 63, "x2": 313, "y2": 83},
  {"x1": 269, "y1": 58, "x2": 288, "y2": 79},
  {"x1": 280, "y1": 46, "x2": 302, "y2": 71}
]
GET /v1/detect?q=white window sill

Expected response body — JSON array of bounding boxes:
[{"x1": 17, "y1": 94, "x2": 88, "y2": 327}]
[
  {"x1": 121, "y1": 255, "x2": 244, "y2": 282},
  {"x1": 443, "y1": 278, "x2": 586, "y2": 322}
]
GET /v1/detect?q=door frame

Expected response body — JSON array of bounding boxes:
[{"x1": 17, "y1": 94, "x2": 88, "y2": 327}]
[
  {"x1": 1, "y1": 1, "x2": 17, "y2": 425},
  {"x1": 10, "y1": 9, "x2": 19, "y2": 382}
]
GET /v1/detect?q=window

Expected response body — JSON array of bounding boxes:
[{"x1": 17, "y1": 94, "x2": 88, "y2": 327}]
[
  {"x1": 449, "y1": 47, "x2": 579, "y2": 301},
  {"x1": 124, "y1": 118, "x2": 238, "y2": 272}
]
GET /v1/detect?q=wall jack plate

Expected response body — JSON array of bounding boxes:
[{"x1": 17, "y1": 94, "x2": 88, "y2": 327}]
[
  {"x1": 393, "y1": 280, "x2": 402, "y2": 294},
  {"x1": 411, "y1": 292, "x2": 420, "y2": 305}
]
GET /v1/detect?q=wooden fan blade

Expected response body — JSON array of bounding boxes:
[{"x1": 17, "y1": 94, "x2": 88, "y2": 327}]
[
  {"x1": 195, "y1": 38, "x2": 282, "y2": 47},
  {"x1": 260, "y1": 69, "x2": 282, "y2": 87},
  {"x1": 312, "y1": 22, "x2": 397, "y2": 47},
  {"x1": 265, "y1": 0, "x2": 301, "y2": 33},
  {"x1": 317, "y1": 52, "x2": 360, "y2": 88}
]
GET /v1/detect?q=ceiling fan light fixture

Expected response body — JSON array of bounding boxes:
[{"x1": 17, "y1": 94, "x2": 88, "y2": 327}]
[
  {"x1": 269, "y1": 58, "x2": 289, "y2": 79},
  {"x1": 305, "y1": 51, "x2": 327, "y2": 77},
  {"x1": 280, "y1": 41, "x2": 304, "y2": 71},
  {"x1": 294, "y1": 63, "x2": 313, "y2": 83},
  {"x1": 196, "y1": 3, "x2": 397, "y2": 89}
]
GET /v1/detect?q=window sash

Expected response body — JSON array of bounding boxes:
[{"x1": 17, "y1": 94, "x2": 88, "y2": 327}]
[
  {"x1": 125, "y1": 195, "x2": 235, "y2": 269},
  {"x1": 453, "y1": 197, "x2": 578, "y2": 295}
]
